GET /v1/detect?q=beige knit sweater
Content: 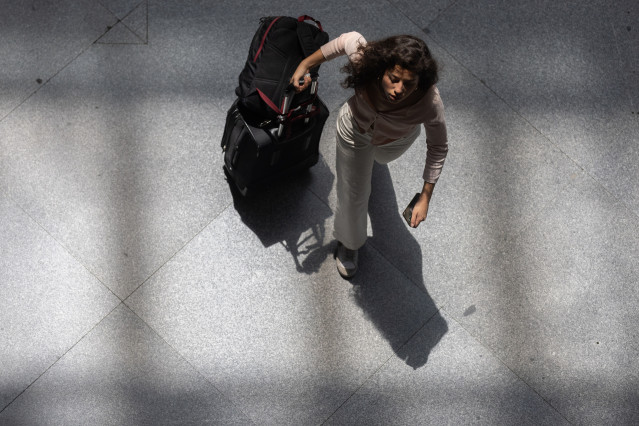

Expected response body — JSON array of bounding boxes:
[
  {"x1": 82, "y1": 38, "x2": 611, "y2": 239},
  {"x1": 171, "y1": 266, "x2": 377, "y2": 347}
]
[{"x1": 320, "y1": 32, "x2": 448, "y2": 183}]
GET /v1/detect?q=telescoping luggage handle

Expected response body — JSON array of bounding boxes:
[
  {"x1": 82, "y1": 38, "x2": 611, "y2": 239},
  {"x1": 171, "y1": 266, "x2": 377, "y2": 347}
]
[
  {"x1": 249, "y1": 14, "x2": 325, "y2": 137},
  {"x1": 254, "y1": 73, "x2": 318, "y2": 133},
  {"x1": 277, "y1": 74, "x2": 318, "y2": 137}
]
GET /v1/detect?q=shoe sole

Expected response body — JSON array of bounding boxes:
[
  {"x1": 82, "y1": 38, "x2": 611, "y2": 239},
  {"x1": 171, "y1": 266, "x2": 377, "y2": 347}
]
[{"x1": 334, "y1": 245, "x2": 357, "y2": 279}]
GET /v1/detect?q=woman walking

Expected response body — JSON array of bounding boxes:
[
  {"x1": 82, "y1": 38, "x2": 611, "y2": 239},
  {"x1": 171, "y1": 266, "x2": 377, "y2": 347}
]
[{"x1": 292, "y1": 32, "x2": 448, "y2": 278}]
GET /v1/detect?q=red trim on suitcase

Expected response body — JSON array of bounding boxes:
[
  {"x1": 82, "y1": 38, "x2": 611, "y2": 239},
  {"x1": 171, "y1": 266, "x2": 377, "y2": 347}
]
[{"x1": 253, "y1": 17, "x2": 281, "y2": 62}]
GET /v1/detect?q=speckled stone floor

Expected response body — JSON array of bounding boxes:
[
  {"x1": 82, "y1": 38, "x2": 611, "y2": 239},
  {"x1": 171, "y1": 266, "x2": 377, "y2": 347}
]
[{"x1": 1, "y1": 0, "x2": 637, "y2": 424}]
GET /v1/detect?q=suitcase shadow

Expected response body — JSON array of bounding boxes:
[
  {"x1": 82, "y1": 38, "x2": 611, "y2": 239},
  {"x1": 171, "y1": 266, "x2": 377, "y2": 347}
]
[
  {"x1": 226, "y1": 158, "x2": 335, "y2": 274},
  {"x1": 348, "y1": 163, "x2": 448, "y2": 369}
]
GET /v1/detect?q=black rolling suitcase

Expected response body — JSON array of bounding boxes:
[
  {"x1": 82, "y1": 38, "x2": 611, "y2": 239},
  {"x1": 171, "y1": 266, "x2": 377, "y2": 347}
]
[
  {"x1": 221, "y1": 81, "x2": 329, "y2": 196},
  {"x1": 221, "y1": 15, "x2": 329, "y2": 196}
]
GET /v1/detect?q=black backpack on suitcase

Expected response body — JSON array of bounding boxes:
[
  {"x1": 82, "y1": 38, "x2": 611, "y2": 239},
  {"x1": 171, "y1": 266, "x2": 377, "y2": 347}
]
[
  {"x1": 221, "y1": 15, "x2": 330, "y2": 196},
  {"x1": 235, "y1": 15, "x2": 328, "y2": 121}
]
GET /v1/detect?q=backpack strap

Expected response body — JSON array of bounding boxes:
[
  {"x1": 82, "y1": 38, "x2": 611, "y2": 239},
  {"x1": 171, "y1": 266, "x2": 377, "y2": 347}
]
[
  {"x1": 297, "y1": 15, "x2": 323, "y2": 31},
  {"x1": 256, "y1": 88, "x2": 283, "y2": 114},
  {"x1": 253, "y1": 17, "x2": 282, "y2": 62},
  {"x1": 296, "y1": 15, "x2": 323, "y2": 58}
]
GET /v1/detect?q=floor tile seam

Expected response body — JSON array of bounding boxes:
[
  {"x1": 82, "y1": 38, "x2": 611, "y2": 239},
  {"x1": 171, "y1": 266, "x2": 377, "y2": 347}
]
[
  {"x1": 0, "y1": 302, "x2": 123, "y2": 416},
  {"x1": 114, "y1": 0, "x2": 146, "y2": 23},
  {"x1": 436, "y1": 306, "x2": 575, "y2": 425},
  {"x1": 121, "y1": 199, "x2": 235, "y2": 299},
  {"x1": 5, "y1": 192, "x2": 122, "y2": 301},
  {"x1": 305, "y1": 178, "x2": 332, "y2": 213},
  {"x1": 391, "y1": 1, "x2": 629, "y2": 229},
  {"x1": 0, "y1": 8, "x2": 118, "y2": 126},
  {"x1": 97, "y1": 24, "x2": 146, "y2": 46},
  {"x1": 124, "y1": 0, "x2": 149, "y2": 44},
  {"x1": 391, "y1": 1, "x2": 639, "y2": 224},
  {"x1": 319, "y1": 352, "x2": 396, "y2": 425},
  {"x1": 433, "y1": 0, "x2": 463, "y2": 26},
  {"x1": 367, "y1": 238, "x2": 439, "y2": 299},
  {"x1": 96, "y1": 0, "x2": 144, "y2": 21},
  {"x1": 421, "y1": 29, "x2": 639, "y2": 223},
  {"x1": 320, "y1": 306, "x2": 446, "y2": 424},
  {"x1": 445, "y1": 181, "x2": 579, "y2": 295},
  {"x1": 120, "y1": 303, "x2": 257, "y2": 424},
  {"x1": 98, "y1": 0, "x2": 149, "y2": 45},
  {"x1": 393, "y1": 0, "x2": 461, "y2": 30}
]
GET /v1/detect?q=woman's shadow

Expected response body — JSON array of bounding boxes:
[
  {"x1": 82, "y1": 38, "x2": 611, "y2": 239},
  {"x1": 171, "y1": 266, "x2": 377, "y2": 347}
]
[
  {"x1": 227, "y1": 159, "x2": 446, "y2": 369},
  {"x1": 348, "y1": 162, "x2": 448, "y2": 369}
]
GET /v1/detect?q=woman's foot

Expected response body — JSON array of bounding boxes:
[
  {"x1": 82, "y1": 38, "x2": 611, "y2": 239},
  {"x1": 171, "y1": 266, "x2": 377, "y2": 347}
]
[{"x1": 335, "y1": 241, "x2": 358, "y2": 278}]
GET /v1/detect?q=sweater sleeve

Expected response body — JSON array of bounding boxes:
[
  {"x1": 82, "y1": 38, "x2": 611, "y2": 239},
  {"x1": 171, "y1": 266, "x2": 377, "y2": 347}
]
[
  {"x1": 320, "y1": 31, "x2": 366, "y2": 62},
  {"x1": 422, "y1": 87, "x2": 449, "y2": 183}
]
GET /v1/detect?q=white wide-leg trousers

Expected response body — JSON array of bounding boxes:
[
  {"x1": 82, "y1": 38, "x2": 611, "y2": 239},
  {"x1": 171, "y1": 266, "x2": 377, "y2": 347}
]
[{"x1": 334, "y1": 102, "x2": 420, "y2": 250}]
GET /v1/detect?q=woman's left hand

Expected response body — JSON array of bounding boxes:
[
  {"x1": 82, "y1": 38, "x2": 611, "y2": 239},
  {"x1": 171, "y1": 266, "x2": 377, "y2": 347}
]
[
  {"x1": 410, "y1": 196, "x2": 430, "y2": 228},
  {"x1": 410, "y1": 182, "x2": 435, "y2": 228}
]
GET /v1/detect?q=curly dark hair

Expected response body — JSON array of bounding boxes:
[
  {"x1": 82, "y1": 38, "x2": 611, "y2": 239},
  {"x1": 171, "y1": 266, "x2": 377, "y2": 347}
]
[{"x1": 342, "y1": 34, "x2": 439, "y2": 92}]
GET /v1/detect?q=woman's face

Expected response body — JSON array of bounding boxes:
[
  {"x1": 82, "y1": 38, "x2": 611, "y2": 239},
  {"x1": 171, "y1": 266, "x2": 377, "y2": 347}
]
[{"x1": 381, "y1": 65, "x2": 419, "y2": 103}]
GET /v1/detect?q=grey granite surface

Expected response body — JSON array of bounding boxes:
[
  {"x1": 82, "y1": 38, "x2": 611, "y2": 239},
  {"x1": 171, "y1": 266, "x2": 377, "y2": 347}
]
[{"x1": 1, "y1": 0, "x2": 637, "y2": 424}]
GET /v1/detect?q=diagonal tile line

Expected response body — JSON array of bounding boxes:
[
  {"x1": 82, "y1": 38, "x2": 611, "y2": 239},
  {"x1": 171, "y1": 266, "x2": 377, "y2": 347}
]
[
  {"x1": 113, "y1": 0, "x2": 148, "y2": 44},
  {"x1": 433, "y1": 37, "x2": 639, "y2": 223},
  {"x1": 96, "y1": 0, "x2": 148, "y2": 44},
  {"x1": 4, "y1": 193, "x2": 121, "y2": 302},
  {"x1": 0, "y1": 3, "x2": 121, "y2": 124},
  {"x1": 0, "y1": 28, "x2": 109, "y2": 125},
  {"x1": 371, "y1": 0, "x2": 559, "y2": 297},
  {"x1": 0, "y1": 201, "x2": 242, "y2": 417},
  {"x1": 0, "y1": 302, "x2": 123, "y2": 415},
  {"x1": 436, "y1": 306, "x2": 574, "y2": 424},
  {"x1": 364, "y1": 10, "x2": 618, "y2": 423},
  {"x1": 367, "y1": 237, "x2": 435, "y2": 297},
  {"x1": 121, "y1": 198, "x2": 236, "y2": 300},
  {"x1": 320, "y1": 306, "x2": 446, "y2": 424},
  {"x1": 0, "y1": 195, "x2": 125, "y2": 414},
  {"x1": 1, "y1": 181, "x2": 236, "y2": 415},
  {"x1": 99, "y1": 22, "x2": 146, "y2": 45},
  {"x1": 1, "y1": 298, "x2": 255, "y2": 423},
  {"x1": 121, "y1": 303, "x2": 258, "y2": 424},
  {"x1": 96, "y1": 0, "x2": 143, "y2": 21},
  {"x1": 398, "y1": 4, "x2": 639, "y2": 224},
  {"x1": 0, "y1": 0, "x2": 143, "y2": 123},
  {"x1": 302, "y1": 167, "x2": 435, "y2": 292},
  {"x1": 305, "y1": 164, "x2": 337, "y2": 213},
  {"x1": 387, "y1": 0, "x2": 462, "y2": 29}
]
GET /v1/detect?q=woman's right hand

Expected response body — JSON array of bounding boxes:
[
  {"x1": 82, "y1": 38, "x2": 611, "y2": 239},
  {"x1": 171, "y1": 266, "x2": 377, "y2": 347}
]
[
  {"x1": 290, "y1": 49, "x2": 327, "y2": 92},
  {"x1": 291, "y1": 61, "x2": 312, "y2": 92}
]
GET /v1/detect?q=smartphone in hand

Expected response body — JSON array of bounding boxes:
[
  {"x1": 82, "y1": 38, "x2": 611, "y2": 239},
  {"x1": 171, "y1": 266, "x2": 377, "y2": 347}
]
[{"x1": 402, "y1": 193, "x2": 421, "y2": 226}]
